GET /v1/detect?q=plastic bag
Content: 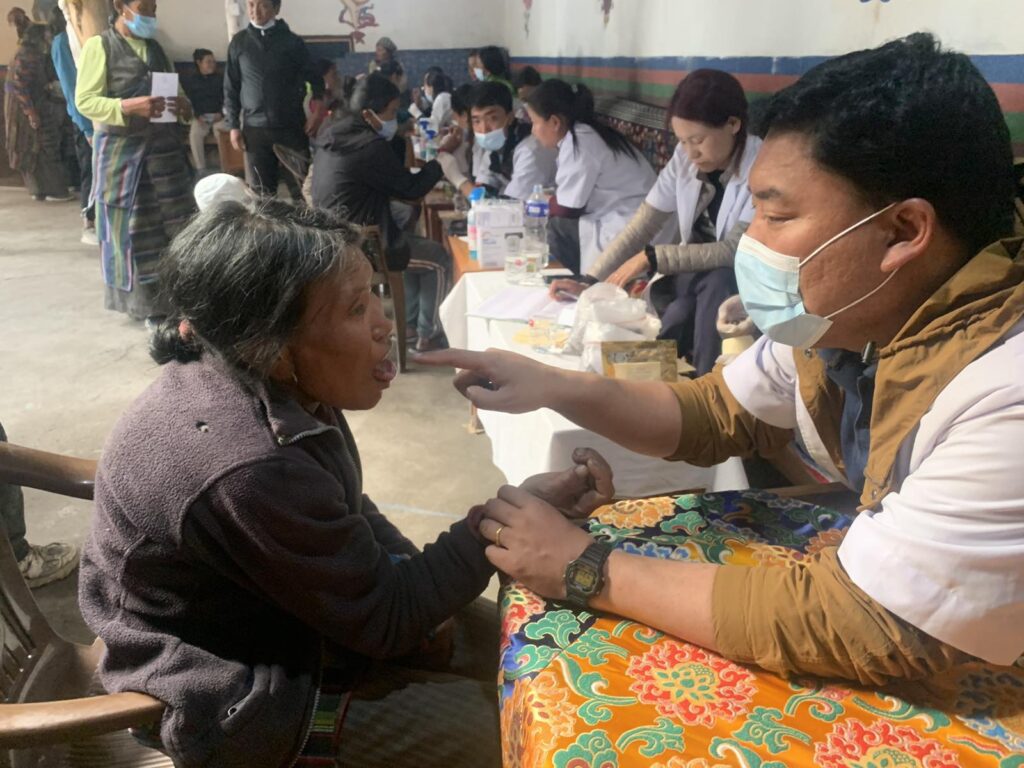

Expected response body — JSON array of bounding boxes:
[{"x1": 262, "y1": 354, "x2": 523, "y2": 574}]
[{"x1": 564, "y1": 284, "x2": 662, "y2": 373}]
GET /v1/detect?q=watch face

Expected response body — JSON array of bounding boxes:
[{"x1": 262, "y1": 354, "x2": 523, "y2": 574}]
[{"x1": 566, "y1": 561, "x2": 599, "y2": 595}]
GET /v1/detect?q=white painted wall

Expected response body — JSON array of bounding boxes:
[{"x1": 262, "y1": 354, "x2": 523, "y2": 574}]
[
  {"x1": 155, "y1": 0, "x2": 505, "y2": 62},
  {"x1": 504, "y1": 0, "x2": 1024, "y2": 59}
]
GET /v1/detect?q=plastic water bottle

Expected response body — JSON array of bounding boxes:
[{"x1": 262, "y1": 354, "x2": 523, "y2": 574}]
[
  {"x1": 524, "y1": 184, "x2": 549, "y2": 245},
  {"x1": 424, "y1": 129, "x2": 438, "y2": 160},
  {"x1": 467, "y1": 187, "x2": 487, "y2": 262}
]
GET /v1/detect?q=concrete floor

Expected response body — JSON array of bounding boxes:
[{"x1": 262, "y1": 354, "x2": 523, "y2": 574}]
[{"x1": 0, "y1": 185, "x2": 506, "y2": 644}]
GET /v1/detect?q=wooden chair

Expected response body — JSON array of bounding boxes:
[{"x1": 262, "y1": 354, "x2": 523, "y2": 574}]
[
  {"x1": 0, "y1": 443, "x2": 169, "y2": 767},
  {"x1": 362, "y1": 225, "x2": 408, "y2": 372}
]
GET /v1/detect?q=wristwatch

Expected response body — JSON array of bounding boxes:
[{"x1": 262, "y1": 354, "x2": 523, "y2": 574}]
[{"x1": 563, "y1": 540, "x2": 614, "y2": 609}]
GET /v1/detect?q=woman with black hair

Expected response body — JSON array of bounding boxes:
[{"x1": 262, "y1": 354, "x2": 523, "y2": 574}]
[
  {"x1": 527, "y1": 78, "x2": 661, "y2": 275},
  {"x1": 550, "y1": 69, "x2": 762, "y2": 375},
  {"x1": 4, "y1": 23, "x2": 72, "y2": 202},
  {"x1": 477, "y1": 44, "x2": 514, "y2": 94},
  {"x1": 424, "y1": 70, "x2": 455, "y2": 133}
]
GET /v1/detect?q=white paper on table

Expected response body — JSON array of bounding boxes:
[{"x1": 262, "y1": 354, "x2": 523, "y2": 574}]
[
  {"x1": 151, "y1": 72, "x2": 179, "y2": 123},
  {"x1": 468, "y1": 285, "x2": 569, "y2": 323}
]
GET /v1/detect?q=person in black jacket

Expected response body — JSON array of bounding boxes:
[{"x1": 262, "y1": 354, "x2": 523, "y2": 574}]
[
  {"x1": 312, "y1": 74, "x2": 452, "y2": 352},
  {"x1": 224, "y1": 0, "x2": 323, "y2": 199},
  {"x1": 184, "y1": 48, "x2": 226, "y2": 172}
]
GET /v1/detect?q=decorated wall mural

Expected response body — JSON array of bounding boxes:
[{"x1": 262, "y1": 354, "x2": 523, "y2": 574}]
[{"x1": 338, "y1": 0, "x2": 379, "y2": 46}]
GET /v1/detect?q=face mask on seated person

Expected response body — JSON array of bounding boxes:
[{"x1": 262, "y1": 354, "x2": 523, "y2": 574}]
[
  {"x1": 124, "y1": 8, "x2": 158, "y2": 38},
  {"x1": 734, "y1": 203, "x2": 897, "y2": 349},
  {"x1": 475, "y1": 127, "x2": 506, "y2": 153},
  {"x1": 369, "y1": 111, "x2": 398, "y2": 141}
]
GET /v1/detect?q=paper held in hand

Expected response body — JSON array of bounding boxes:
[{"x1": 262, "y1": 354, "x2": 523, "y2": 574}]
[{"x1": 151, "y1": 72, "x2": 178, "y2": 123}]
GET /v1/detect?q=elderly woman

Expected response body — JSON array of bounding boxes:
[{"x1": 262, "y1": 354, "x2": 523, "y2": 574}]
[
  {"x1": 75, "y1": 0, "x2": 194, "y2": 322},
  {"x1": 4, "y1": 23, "x2": 72, "y2": 201},
  {"x1": 79, "y1": 200, "x2": 612, "y2": 767}
]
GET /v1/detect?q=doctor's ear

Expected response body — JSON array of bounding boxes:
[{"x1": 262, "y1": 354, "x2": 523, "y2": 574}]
[{"x1": 880, "y1": 198, "x2": 936, "y2": 273}]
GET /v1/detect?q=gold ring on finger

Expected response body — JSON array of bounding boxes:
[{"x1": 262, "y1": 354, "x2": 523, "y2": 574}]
[{"x1": 494, "y1": 525, "x2": 504, "y2": 548}]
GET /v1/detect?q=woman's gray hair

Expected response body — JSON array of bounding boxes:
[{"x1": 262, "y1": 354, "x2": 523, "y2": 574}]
[{"x1": 151, "y1": 199, "x2": 364, "y2": 376}]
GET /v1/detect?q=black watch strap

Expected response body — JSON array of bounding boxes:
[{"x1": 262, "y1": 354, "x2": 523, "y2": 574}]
[
  {"x1": 564, "y1": 540, "x2": 613, "y2": 609},
  {"x1": 644, "y1": 244, "x2": 659, "y2": 273}
]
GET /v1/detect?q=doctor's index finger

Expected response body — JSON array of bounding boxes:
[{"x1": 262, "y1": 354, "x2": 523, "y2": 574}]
[{"x1": 412, "y1": 348, "x2": 490, "y2": 372}]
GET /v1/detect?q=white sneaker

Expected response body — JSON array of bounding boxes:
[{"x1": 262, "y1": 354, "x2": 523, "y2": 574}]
[
  {"x1": 18, "y1": 542, "x2": 80, "y2": 588},
  {"x1": 80, "y1": 228, "x2": 99, "y2": 246},
  {"x1": 44, "y1": 194, "x2": 75, "y2": 203}
]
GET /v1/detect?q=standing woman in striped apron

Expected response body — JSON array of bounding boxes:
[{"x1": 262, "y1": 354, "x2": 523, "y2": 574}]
[{"x1": 75, "y1": 0, "x2": 195, "y2": 323}]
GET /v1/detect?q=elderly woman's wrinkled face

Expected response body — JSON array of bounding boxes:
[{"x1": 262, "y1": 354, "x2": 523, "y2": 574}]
[{"x1": 278, "y1": 256, "x2": 396, "y2": 411}]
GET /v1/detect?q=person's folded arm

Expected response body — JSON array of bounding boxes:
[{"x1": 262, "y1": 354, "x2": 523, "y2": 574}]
[
  {"x1": 437, "y1": 150, "x2": 473, "y2": 196},
  {"x1": 184, "y1": 455, "x2": 493, "y2": 660},
  {"x1": 589, "y1": 546, "x2": 964, "y2": 685},
  {"x1": 653, "y1": 220, "x2": 750, "y2": 275},
  {"x1": 589, "y1": 202, "x2": 674, "y2": 281}
]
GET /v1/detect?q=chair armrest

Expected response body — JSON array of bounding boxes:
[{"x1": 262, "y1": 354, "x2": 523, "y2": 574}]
[
  {"x1": 0, "y1": 443, "x2": 97, "y2": 500},
  {"x1": 0, "y1": 692, "x2": 165, "y2": 749}
]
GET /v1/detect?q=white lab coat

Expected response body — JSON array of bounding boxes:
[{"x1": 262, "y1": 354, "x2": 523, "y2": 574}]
[
  {"x1": 555, "y1": 124, "x2": 657, "y2": 273},
  {"x1": 471, "y1": 135, "x2": 557, "y2": 201},
  {"x1": 646, "y1": 135, "x2": 762, "y2": 241},
  {"x1": 723, "y1": 328, "x2": 1024, "y2": 665},
  {"x1": 427, "y1": 92, "x2": 453, "y2": 134}
]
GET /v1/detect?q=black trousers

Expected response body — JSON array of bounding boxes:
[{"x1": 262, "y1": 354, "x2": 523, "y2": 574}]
[
  {"x1": 75, "y1": 128, "x2": 94, "y2": 222},
  {"x1": 242, "y1": 125, "x2": 308, "y2": 199},
  {"x1": 653, "y1": 267, "x2": 738, "y2": 376},
  {"x1": 547, "y1": 216, "x2": 582, "y2": 275}
]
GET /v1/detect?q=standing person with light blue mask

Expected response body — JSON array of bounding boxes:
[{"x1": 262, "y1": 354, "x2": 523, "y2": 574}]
[
  {"x1": 75, "y1": 0, "x2": 195, "y2": 323},
  {"x1": 418, "y1": 34, "x2": 1024, "y2": 686},
  {"x1": 436, "y1": 81, "x2": 555, "y2": 201},
  {"x1": 312, "y1": 74, "x2": 454, "y2": 352}
]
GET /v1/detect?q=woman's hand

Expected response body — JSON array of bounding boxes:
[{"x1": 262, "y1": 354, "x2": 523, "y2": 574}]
[
  {"x1": 606, "y1": 251, "x2": 651, "y2": 289},
  {"x1": 478, "y1": 485, "x2": 594, "y2": 599},
  {"x1": 547, "y1": 278, "x2": 587, "y2": 301},
  {"x1": 121, "y1": 95, "x2": 166, "y2": 120},
  {"x1": 414, "y1": 348, "x2": 563, "y2": 414},
  {"x1": 519, "y1": 448, "x2": 614, "y2": 519}
]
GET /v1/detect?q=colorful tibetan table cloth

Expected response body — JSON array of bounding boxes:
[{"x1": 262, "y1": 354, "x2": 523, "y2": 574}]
[{"x1": 498, "y1": 491, "x2": 1024, "y2": 767}]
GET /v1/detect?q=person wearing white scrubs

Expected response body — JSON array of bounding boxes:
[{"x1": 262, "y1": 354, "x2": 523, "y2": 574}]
[
  {"x1": 526, "y1": 80, "x2": 662, "y2": 276},
  {"x1": 549, "y1": 70, "x2": 761, "y2": 374},
  {"x1": 437, "y1": 81, "x2": 556, "y2": 201}
]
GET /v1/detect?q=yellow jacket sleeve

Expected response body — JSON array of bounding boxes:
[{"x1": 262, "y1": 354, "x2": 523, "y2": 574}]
[
  {"x1": 712, "y1": 547, "x2": 968, "y2": 685},
  {"x1": 75, "y1": 35, "x2": 126, "y2": 128},
  {"x1": 666, "y1": 366, "x2": 793, "y2": 466}
]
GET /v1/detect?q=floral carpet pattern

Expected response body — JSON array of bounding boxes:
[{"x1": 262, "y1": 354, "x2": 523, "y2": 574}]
[{"x1": 498, "y1": 491, "x2": 1024, "y2": 767}]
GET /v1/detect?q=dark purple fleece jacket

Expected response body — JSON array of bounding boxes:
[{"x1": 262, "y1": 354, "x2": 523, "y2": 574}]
[{"x1": 79, "y1": 354, "x2": 493, "y2": 767}]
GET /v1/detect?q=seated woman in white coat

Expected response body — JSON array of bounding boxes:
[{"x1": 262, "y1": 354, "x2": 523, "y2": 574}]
[
  {"x1": 550, "y1": 70, "x2": 761, "y2": 375},
  {"x1": 527, "y1": 80, "x2": 662, "y2": 275}
]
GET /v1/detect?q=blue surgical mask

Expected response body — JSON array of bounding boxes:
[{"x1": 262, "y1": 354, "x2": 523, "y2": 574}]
[
  {"x1": 124, "y1": 8, "x2": 158, "y2": 38},
  {"x1": 475, "y1": 127, "x2": 506, "y2": 153},
  {"x1": 474, "y1": 67, "x2": 486, "y2": 82},
  {"x1": 734, "y1": 203, "x2": 897, "y2": 349},
  {"x1": 372, "y1": 112, "x2": 398, "y2": 141}
]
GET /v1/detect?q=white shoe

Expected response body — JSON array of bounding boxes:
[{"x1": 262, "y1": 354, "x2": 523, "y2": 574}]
[
  {"x1": 18, "y1": 541, "x2": 80, "y2": 588},
  {"x1": 80, "y1": 228, "x2": 99, "y2": 246},
  {"x1": 45, "y1": 194, "x2": 75, "y2": 203}
]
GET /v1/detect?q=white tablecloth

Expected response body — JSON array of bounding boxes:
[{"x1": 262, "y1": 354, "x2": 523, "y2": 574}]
[{"x1": 439, "y1": 272, "x2": 749, "y2": 497}]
